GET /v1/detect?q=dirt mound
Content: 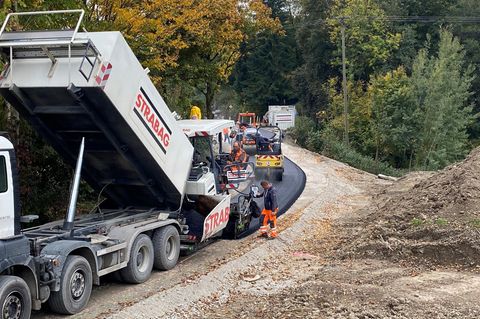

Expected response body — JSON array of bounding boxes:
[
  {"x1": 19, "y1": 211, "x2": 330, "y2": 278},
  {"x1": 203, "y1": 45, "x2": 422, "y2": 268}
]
[{"x1": 343, "y1": 147, "x2": 480, "y2": 268}]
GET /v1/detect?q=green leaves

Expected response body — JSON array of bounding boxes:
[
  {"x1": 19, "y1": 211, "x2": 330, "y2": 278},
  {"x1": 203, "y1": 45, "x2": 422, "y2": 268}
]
[
  {"x1": 328, "y1": 0, "x2": 402, "y2": 81},
  {"x1": 370, "y1": 67, "x2": 417, "y2": 167},
  {"x1": 231, "y1": 0, "x2": 300, "y2": 114},
  {"x1": 412, "y1": 29, "x2": 474, "y2": 169}
]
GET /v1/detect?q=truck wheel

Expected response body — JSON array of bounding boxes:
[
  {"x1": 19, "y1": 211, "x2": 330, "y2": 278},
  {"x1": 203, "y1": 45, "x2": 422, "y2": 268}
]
[
  {"x1": 153, "y1": 226, "x2": 180, "y2": 271},
  {"x1": 48, "y1": 255, "x2": 92, "y2": 315},
  {"x1": 222, "y1": 217, "x2": 238, "y2": 239},
  {"x1": 120, "y1": 234, "x2": 154, "y2": 284},
  {"x1": 0, "y1": 276, "x2": 31, "y2": 319}
]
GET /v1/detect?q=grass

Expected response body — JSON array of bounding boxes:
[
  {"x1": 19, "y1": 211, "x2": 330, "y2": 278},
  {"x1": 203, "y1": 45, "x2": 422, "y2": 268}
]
[
  {"x1": 411, "y1": 217, "x2": 424, "y2": 227},
  {"x1": 311, "y1": 128, "x2": 405, "y2": 177},
  {"x1": 434, "y1": 218, "x2": 448, "y2": 226},
  {"x1": 470, "y1": 219, "x2": 480, "y2": 228}
]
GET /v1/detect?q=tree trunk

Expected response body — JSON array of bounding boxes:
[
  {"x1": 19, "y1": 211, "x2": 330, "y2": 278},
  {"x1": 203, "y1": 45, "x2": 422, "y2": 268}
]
[{"x1": 205, "y1": 82, "x2": 216, "y2": 119}]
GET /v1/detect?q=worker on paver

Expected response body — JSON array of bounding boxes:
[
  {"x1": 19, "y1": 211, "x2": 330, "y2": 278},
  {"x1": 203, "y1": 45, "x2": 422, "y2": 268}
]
[
  {"x1": 257, "y1": 180, "x2": 279, "y2": 238},
  {"x1": 189, "y1": 105, "x2": 202, "y2": 119},
  {"x1": 228, "y1": 141, "x2": 248, "y2": 164}
]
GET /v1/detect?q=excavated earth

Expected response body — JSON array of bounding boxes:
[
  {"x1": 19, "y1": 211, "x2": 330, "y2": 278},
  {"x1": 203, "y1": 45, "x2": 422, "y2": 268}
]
[
  {"x1": 36, "y1": 144, "x2": 480, "y2": 319},
  {"x1": 343, "y1": 147, "x2": 480, "y2": 268}
]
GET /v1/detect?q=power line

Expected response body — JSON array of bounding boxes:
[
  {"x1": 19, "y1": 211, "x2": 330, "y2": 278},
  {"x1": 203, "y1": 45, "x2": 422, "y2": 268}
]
[{"x1": 300, "y1": 16, "x2": 480, "y2": 27}]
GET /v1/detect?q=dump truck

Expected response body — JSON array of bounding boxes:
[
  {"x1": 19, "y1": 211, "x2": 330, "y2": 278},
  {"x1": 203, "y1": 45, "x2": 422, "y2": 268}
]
[{"x1": 0, "y1": 10, "x2": 256, "y2": 318}]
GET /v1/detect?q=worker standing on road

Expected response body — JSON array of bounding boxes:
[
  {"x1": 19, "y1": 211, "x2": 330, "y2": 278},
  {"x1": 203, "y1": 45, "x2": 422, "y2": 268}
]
[
  {"x1": 189, "y1": 105, "x2": 202, "y2": 119},
  {"x1": 256, "y1": 180, "x2": 279, "y2": 238}
]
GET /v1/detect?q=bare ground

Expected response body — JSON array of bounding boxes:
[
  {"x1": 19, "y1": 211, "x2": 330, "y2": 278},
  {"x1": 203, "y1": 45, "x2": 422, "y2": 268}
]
[
  {"x1": 159, "y1": 144, "x2": 480, "y2": 319},
  {"x1": 35, "y1": 143, "x2": 480, "y2": 319}
]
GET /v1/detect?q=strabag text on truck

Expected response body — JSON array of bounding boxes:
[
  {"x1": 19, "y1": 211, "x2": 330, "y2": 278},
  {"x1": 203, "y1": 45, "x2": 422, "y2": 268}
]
[{"x1": 134, "y1": 87, "x2": 172, "y2": 153}]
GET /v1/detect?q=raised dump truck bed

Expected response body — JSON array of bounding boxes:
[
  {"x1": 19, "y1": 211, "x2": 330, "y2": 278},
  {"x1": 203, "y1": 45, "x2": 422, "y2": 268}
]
[{"x1": 0, "y1": 27, "x2": 193, "y2": 210}]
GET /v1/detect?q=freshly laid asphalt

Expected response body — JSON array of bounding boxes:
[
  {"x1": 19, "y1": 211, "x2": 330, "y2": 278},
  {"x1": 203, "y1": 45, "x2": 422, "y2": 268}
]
[{"x1": 235, "y1": 156, "x2": 306, "y2": 236}]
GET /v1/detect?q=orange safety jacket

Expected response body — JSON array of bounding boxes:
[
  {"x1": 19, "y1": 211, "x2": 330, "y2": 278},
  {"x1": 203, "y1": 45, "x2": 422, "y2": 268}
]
[{"x1": 230, "y1": 148, "x2": 247, "y2": 163}]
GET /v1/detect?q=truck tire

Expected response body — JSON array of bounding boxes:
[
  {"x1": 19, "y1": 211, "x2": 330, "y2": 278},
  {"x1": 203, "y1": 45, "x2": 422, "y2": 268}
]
[
  {"x1": 120, "y1": 234, "x2": 154, "y2": 284},
  {"x1": 0, "y1": 276, "x2": 31, "y2": 319},
  {"x1": 222, "y1": 217, "x2": 237, "y2": 239},
  {"x1": 152, "y1": 226, "x2": 180, "y2": 271},
  {"x1": 48, "y1": 255, "x2": 92, "y2": 315}
]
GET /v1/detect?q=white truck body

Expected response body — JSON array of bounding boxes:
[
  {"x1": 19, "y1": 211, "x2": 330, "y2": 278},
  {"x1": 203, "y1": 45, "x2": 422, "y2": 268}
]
[
  {"x1": 267, "y1": 105, "x2": 296, "y2": 130},
  {"x1": 0, "y1": 136, "x2": 15, "y2": 238},
  {"x1": 0, "y1": 31, "x2": 194, "y2": 209}
]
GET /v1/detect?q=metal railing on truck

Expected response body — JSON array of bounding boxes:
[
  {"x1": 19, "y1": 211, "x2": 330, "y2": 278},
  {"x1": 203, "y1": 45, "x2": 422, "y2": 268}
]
[{"x1": 0, "y1": 9, "x2": 100, "y2": 83}]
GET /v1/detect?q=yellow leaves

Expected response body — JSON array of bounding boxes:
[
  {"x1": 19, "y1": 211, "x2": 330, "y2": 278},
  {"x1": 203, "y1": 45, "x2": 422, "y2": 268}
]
[{"x1": 90, "y1": 0, "x2": 280, "y2": 84}]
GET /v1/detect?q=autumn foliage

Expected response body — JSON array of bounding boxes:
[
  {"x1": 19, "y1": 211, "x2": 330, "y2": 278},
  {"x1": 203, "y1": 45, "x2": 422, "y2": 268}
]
[{"x1": 87, "y1": 0, "x2": 281, "y2": 116}]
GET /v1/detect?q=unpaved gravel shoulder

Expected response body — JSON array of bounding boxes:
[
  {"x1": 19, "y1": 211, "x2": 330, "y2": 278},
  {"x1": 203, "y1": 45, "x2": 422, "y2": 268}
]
[
  {"x1": 108, "y1": 143, "x2": 380, "y2": 319},
  {"x1": 194, "y1": 145, "x2": 480, "y2": 319}
]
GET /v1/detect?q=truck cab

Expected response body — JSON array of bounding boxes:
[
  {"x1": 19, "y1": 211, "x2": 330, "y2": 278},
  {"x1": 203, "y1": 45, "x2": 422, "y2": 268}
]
[
  {"x1": 0, "y1": 135, "x2": 40, "y2": 317},
  {"x1": 0, "y1": 136, "x2": 16, "y2": 238}
]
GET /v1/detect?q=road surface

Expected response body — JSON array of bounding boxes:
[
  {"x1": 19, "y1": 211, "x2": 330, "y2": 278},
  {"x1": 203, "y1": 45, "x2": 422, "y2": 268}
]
[{"x1": 32, "y1": 155, "x2": 306, "y2": 318}]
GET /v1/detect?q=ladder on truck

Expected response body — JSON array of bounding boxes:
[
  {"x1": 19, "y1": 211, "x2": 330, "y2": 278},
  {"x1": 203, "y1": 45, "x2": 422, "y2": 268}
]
[{"x1": 0, "y1": 9, "x2": 100, "y2": 83}]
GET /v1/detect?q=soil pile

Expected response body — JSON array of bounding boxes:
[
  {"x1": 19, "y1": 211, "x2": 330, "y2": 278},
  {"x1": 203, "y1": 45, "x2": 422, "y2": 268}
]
[{"x1": 344, "y1": 147, "x2": 480, "y2": 268}]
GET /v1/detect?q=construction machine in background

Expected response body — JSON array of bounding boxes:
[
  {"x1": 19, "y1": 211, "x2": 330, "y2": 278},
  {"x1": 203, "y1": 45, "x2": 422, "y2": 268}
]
[
  {"x1": 254, "y1": 126, "x2": 285, "y2": 181},
  {"x1": 236, "y1": 112, "x2": 259, "y2": 128}
]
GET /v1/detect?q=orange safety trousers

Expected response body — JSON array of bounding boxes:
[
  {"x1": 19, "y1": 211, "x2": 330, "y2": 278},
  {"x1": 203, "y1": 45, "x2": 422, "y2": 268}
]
[{"x1": 259, "y1": 209, "x2": 277, "y2": 237}]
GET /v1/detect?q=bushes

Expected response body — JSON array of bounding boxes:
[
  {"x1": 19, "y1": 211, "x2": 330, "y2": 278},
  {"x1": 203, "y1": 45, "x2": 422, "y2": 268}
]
[
  {"x1": 290, "y1": 116, "x2": 317, "y2": 147},
  {"x1": 320, "y1": 129, "x2": 403, "y2": 176},
  {"x1": 305, "y1": 130, "x2": 323, "y2": 152},
  {"x1": 292, "y1": 118, "x2": 403, "y2": 176}
]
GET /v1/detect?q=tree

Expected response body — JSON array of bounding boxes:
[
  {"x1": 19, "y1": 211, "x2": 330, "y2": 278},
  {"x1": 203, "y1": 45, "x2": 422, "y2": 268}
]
[
  {"x1": 328, "y1": 0, "x2": 401, "y2": 81},
  {"x1": 88, "y1": 0, "x2": 281, "y2": 118},
  {"x1": 448, "y1": 0, "x2": 480, "y2": 144},
  {"x1": 175, "y1": 0, "x2": 282, "y2": 118},
  {"x1": 370, "y1": 67, "x2": 417, "y2": 167},
  {"x1": 231, "y1": 0, "x2": 300, "y2": 115},
  {"x1": 325, "y1": 78, "x2": 374, "y2": 154},
  {"x1": 412, "y1": 29, "x2": 474, "y2": 169},
  {"x1": 292, "y1": 0, "x2": 334, "y2": 118}
]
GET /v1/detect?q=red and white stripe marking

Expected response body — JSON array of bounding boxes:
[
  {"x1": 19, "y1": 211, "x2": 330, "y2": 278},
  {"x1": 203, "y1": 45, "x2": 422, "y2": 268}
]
[
  {"x1": 195, "y1": 131, "x2": 209, "y2": 137},
  {"x1": 257, "y1": 155, "x2": 281, "y2": 160},
  {"x1": 95, "y1": 62, "x2": 112, "y2": 89},
  {"x1": 275, "y1": 114, "x2": 292, "y2": 122}
]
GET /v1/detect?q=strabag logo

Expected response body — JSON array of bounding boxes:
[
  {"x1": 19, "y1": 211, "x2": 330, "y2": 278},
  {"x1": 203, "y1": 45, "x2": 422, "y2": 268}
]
[
  {"x1": 133, "y1": 87, "x2": 172, "y2": 154},
  {"x1": 203, "y1": 206, "x2": 230, "y2": 241}
]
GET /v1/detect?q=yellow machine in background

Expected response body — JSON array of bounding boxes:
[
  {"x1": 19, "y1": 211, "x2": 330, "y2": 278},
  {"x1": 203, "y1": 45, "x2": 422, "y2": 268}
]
[{"x1": 254, "y1": 126, "x2": 284, "y2": 181}]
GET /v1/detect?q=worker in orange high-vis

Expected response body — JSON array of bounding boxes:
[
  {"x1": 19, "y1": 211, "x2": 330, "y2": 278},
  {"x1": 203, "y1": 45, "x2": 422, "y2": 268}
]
[
  {"x1": 256, "y1": 180, "x2": 279, "y2": 238},
  {"x1": 228, "y1": 141, "x2": 248, "y2": 164}
]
